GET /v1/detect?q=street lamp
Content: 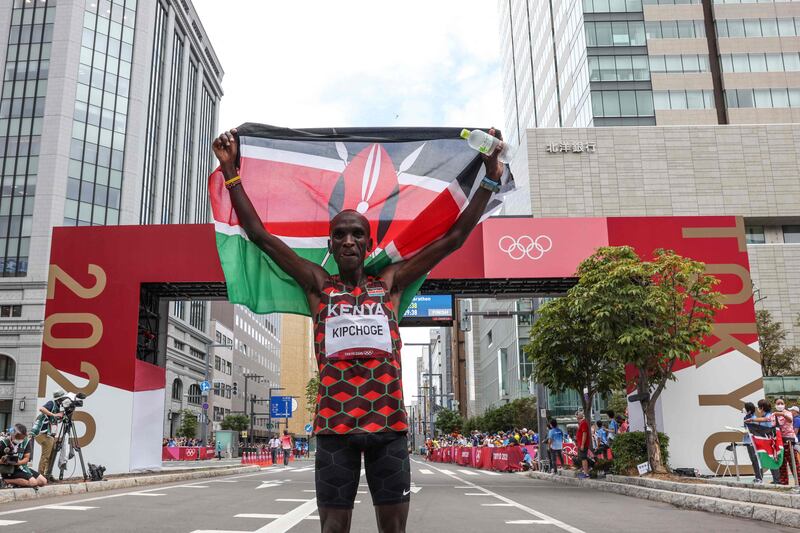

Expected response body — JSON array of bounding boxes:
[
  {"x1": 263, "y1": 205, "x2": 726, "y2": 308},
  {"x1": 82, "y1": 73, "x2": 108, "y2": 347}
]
[
  {"x1": 243, "y1": 373, "x2": 264, "y2": 447},
  {"x1": 201, "y1": 341, "x2": 232, "y2": 445}
]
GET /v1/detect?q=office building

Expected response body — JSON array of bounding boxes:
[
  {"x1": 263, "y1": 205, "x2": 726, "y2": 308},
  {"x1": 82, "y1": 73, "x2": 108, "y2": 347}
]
[
  {"x1": 211, "y1": 301, "x2": 282, "y2": 442},
  {"x1": 464, "y1": 0, "x2": 800, "y2": 414},
  {"x1": 0, "y1": 0, "x2": 223, "y2": 430},
  {"x1": 210, "y1": 320, "x2": 233, "y2": 431},
  {"x1": 278, "y1": 313, "x2": 314, "y2": 439}
]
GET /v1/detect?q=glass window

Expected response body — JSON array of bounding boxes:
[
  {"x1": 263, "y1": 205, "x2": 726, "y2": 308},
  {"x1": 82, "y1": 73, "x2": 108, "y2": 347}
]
[
  {"x1": 699, "y1": 55, "x2": 709, "y2": 71},
  {"x1": 636, "y1": 90, "x2": 654, "y2": 115},
  {"x1": 599, "y1": 56, "x2": 616, "y2": 81},
  {"x1": 683, "y1": 54, "x2": 700, "y2": 72},
  {"x1": 596, "y1": 22, "x2": 612, "y2": 46},
  {"x1": 610, "y1": 0, "x2": 627, "y2": 10},
  {"x1": 661, "y1": 21, "x2": 678, "y2": 38},
  {"x1": 779, "y1": 18, "x2": 795, "y2": 37},
  {"x1": 744, "y1": 19, "x2": 762, "y2": 37},
  {"x1": 602, "y1": 91, "x2": 621, "y2": 116},
  {"x1": 725, "y1": 90, "x2": 739, "y2": 108},
  {"x1": 650, "y1": 55, "x2": 666, "y2": 72},
  {"x1": 785, "y1": 53, "x2": 800, "y2": 71},
  {"x1": 790, "y1": 89, "x2": 800, "y2": 107},
  {"x1": 588, "y1": 57, "x2": 600, "y2": 81},
  {"x1": 766, "y1": 53, "x2": 784, "y2": 72},
  {"x1": 703, "y1": 90, "x2": 714, "y2": 108},
  {"x1": 716, "y1": 20, "x2": 728, "y2": 38},
  {"x1": 783, "y1": 225, "x2": 800, "y2": 244},
  {"x1": 772, "y1": 88, "x2": 789, "y2": 108},
  {"x1": 761, "y1": 19, "x2": 778, "y2": 37},
  {"x1": 591, "y1": 91, "x2": 603, "y2": 115},
  {"x1": 677, "y1": 20, "x2": 695, "y2": 38},
  {"x1": 749, "y1": 54, "x2": 767, "y2": 72},
  {"x1": 727, "y1": 19, "x2": 745, "y2": 37},
  {"x1": 616, "y1": 56, "x2": 633, "y2": 81},
  {"x1": 619, "y1": 91, "x2": 638, "y2": 115},
  {"x1": 646, "y1": 22, "x2": 661, "y2": 40},
  {"x1": 732, "y1": 54, "x2": 750, "y2": 72},
  {"x1": 671, "y1": 90, "x2": 687, "y2": 109},
  {"x1": 632, "y1": 56, "x2": 649, "y2": 80},
  {"x1": 612, "y1": 22, "x2": 630, "y2": 45},
  {"x1": 738, "y1": 89, "x2": 755, "y2": 108},
  {"x1": 686, "y1": 90, "x2": 704, "y2": 109},
  {"x1": 746, "y1": 226, "x2": 765, "y2": 245},
  {"x1": 586, "y1": 24, "x2": 597, "y2": 46},
  {"x1": 754, "y1": 89, "x2": 773, "y2": 108},
  {"x1": 666, "y1": 55, "x2": 683, "y2": 72},
  {"x1": 653, "y1": 91, "x2": 670, "y2": 110},
  {"x1": 629, "y1": 21, "x2": 645, "y2": 46}
]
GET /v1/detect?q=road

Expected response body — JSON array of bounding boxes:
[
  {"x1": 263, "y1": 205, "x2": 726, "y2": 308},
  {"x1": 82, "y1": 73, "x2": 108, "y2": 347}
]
[{"x1": 0, "y1": 458, "x2": 791, "y2": 532}]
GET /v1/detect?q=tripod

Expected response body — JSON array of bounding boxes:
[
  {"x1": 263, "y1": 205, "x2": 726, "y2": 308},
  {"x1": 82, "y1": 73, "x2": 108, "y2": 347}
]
[{"x1": 46, "y1": 412, "x2": 88, "y2": 481}]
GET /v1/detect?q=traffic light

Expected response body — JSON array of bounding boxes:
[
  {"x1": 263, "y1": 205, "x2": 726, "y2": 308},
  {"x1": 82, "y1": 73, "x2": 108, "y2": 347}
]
[{"x1": 232, "y1": 382, "x2": 238, "y2": 396}]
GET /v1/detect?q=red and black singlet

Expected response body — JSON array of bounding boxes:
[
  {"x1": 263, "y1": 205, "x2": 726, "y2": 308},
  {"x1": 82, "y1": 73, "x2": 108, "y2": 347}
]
[{"x1": 312, "y1": 275, "x2": 408, "y2": 435}]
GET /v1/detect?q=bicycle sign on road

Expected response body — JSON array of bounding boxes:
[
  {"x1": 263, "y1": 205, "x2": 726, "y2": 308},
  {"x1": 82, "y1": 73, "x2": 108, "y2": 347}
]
[{"x1": 270, "y1": 396, "x2": 293, "y2": 418}]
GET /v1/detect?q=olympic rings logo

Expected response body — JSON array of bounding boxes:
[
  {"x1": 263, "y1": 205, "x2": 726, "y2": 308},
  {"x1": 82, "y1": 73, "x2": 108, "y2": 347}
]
[{"x1": 498, "y1": 235, "x2": 553, "y2": 260}]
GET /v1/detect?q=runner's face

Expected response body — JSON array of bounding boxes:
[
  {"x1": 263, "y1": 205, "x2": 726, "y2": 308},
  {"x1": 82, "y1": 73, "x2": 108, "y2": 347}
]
[{"x1": 329, "y1": 212, "x2": 372, "y2": 270}]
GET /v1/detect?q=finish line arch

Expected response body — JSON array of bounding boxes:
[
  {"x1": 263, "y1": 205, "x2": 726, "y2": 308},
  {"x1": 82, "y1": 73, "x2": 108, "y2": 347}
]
[{"x1": 40, "y1": 216, "x2": 760, "y2": 474}]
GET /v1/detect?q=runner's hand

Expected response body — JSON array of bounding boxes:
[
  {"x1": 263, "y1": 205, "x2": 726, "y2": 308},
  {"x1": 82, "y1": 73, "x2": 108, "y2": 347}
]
[
  {"x1": 482, "y1": 128, "x2": 504, "y2": 183},
  {"x1": 212, "y1": 128, "x2": 239, "y2": 176}
]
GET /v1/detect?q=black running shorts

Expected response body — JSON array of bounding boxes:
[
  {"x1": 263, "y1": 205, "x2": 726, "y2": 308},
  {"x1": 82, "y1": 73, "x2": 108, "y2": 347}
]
[
  {"x1": 2, "y1": 468, "x2": 37, "y2": 480},
  {"x1": 315, "y1": 432, "x2": 410, "y2": 509}
]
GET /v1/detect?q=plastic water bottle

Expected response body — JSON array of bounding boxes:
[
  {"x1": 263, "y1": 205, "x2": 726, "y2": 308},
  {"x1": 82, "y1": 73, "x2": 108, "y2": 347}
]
[{"x1": 460, "y1": 129, "x2": 515, "y2": 163}]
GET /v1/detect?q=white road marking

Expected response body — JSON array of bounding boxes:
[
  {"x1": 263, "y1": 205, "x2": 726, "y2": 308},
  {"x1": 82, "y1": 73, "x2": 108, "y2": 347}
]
[
  {"x1": 416, "y1": 460, "x2": 586, "y2": 533},
  {"x1": 42, "y1": 505, "x2": 97, "y2": 511},
  {"x1": 419, "y1": 469, "x2": 434, "y2": 475},
  {"x1": 482, "y1": 503, "x2": 514, "y2": 507},
  {"x1": 465, "y1": 492, "x2": 492, "y2": 496},
  {"x1": 208, "y1": 479, "x2": 239, "y2": 483},
  {"x1": 127, "y1": 493, "x2": 166, "y2": 497},
  {"x1": 410, "y1": 486, "x2": 422, "y2": 494},
  {"x1": 292, "y1": 467, "x2": 314, "y2": 472},
  {"x1": 0, "y1": 520, "x2": 25, "y2": 525},
  {"x1": 255, "y1": 498, "x2": 318, "y2": 533},
  {"x1": 236, "y1": 514, "x2": 282, "y2": 519},
  {"x1": 256, "y1": 483, "x2": 281, "y2": 490},
  {"x1": 457, "y1": 469, "x2": 479, "y2": 476},
  {"x1": 176, "y1": 484, "x2": 209, "y2": 488},
  {"x1": 506, "y1": 520, "x2": 550, "y2": 525},
  {"x1": 357, "y1": 490, "x2": 367, "y2": 494},
  {"x1": 479, "y1": 471, "x2": 502, "y2": 476},
  {"x1": 302, "y1": 489, "x2": 316, "y2": 493},
  {"x1": 276, "y1": 498, "x2": 312, "y2": 502}
]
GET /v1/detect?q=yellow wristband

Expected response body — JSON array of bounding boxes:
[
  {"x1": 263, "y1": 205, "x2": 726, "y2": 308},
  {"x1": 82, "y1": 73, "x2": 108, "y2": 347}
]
[{"x1": 224, "y1": 175, "x2": 241, "y2": 187}]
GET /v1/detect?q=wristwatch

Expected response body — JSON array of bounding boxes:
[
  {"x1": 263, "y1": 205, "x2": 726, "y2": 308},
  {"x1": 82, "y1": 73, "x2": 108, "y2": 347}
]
[{"x1": 479, "y1": 175, "x2": 501, "y2": 193}]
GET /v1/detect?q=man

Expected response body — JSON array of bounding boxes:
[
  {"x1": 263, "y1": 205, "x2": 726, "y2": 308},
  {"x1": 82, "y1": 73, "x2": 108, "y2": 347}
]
[
  {"x1": 595, "y1": 420, "x2": 609, "y2": 459},
  {"x1": 575, "y1": 410, "x2": 591, "y2": 479},
  {"x1": 30, "y1": 390, "x2": 64, "y2": 481},
  {"x1": 213, "y1": 127, "x2": 504, "y2": 533},
  {"x1": 546, "y1": 419, "x2": 565, "y2": 474},
  {"x1": 0, "y1": 423, "x2": 47, "y2": 489},
  {"x1": 269, "y1": 434, "x2": 280, "y2": 465}
]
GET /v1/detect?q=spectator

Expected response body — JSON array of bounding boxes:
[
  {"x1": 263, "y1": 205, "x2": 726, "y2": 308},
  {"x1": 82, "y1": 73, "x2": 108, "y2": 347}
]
[
  {"x1": 0, "y1": 423, "x2": 47, "y2": 489},
  {"x1": 575, "y1": 410, "x2": 590, "y2": 479},
  {"x1": 546, "y1": 419, "x2": 565, "y2": 474},
  {"x1": 519, "y1": 429, "x2": 531, "y2": 445},
  {"x1": 742, "y1": 401, "x2": 763, "y2": 484},
  {"x1": 280, "y1": 430, "x2": 293, "y2": 466},
  {"x1": 607, "y1": 411, "x2": 619, "y2": 442},
  {"x1": 616, "y1": 415, "x2": 627, "y2": 434},
  {"x1": 269, "y1": 434, "x2": 281, "y2": 465},
  {"x1": 595, "y1": 421, "x2": 609, "y2": 459},
  {"x1": 753, "y1": 399, "x2": 781, "y2": 484}
]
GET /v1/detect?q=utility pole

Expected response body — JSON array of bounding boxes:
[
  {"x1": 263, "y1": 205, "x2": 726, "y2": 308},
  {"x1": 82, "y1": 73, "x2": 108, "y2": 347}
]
[
  {"x1": 268, "y1": 386, "x2": 285, "y2": 436},
  {"x1": 242, "y1": 373, "x2": 263, "y2": 448},
  {"x1": 201, "y1": 341, "x2": 232, "y2": 446}
]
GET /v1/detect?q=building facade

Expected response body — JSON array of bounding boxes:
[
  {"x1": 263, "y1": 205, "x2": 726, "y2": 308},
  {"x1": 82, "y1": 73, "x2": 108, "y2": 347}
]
[
  {"x1": 211, "y1": 301, "x2": 282, "y2": 442},
  {"x1": 211, "y1": 320, "x2": 233, "y2": 432},
  {"x1": 0, "y1": 0, "x2": 222, "y2": 432},
  {"x1": 474, "y1": 0, "x2": 800, "y2": 416},
  {"x1": 278, "y1": 313, "x2": 314, "y2": 439}
]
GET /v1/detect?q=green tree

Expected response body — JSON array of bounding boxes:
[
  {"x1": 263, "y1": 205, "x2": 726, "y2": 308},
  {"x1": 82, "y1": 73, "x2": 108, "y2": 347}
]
[
  {"x1": 220, "y1": 413, "x2": 250, "y2": 432},
  {"x1": 176, "y1": 409, "x2": 199, "y2": 439},
  {"x1": 758, "y1": 309, "x2": 800, "y2": 376},
  {"x1": 435, "y1": 408, "x2": 464, "y2": 435},
  {"x1": 605, "y1": 389, "x2": 629, "y2": 417},
  {"x1": 573, "y1": 246, "x2": 722, "y2": 472},
  {"x1": 463, "y1": 398, "x2": 537, "y2": 435},
  {"x1": 525, "y1": 293, "x2": 625, "y2": 419},
  {"x1": 305, "y1": 375, "x2": 320, "y2": 417}
]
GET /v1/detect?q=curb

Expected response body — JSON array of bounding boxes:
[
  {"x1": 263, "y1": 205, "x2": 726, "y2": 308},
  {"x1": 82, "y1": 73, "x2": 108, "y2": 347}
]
[
  {"x1": 0, "y1": 465, "x2": 261, "y2": 504},
  {"x1": 528, "y1": 471, "x2": 800, "y2": 528}
]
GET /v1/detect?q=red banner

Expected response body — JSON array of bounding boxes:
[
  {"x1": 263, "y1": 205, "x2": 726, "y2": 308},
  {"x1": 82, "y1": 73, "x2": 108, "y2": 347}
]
[{"x1": 429, "y1": 446, "x2": 525, "y2": 472}]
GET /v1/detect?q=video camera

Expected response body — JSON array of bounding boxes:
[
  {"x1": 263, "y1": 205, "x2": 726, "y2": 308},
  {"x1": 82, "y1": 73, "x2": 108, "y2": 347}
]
[{"x1": 55, "y1": 392, "x2": 86, "y2": 416}]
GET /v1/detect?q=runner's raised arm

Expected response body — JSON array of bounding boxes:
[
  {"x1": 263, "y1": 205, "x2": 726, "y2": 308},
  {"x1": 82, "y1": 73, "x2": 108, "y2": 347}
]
[{"x1": 212, "y1": 128, "x2": 327, "y2": 301}]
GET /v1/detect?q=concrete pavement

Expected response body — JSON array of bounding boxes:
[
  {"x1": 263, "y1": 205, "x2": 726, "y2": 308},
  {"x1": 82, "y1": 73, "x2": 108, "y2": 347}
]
[{"x1": 0, "y1": 457, "x2": 792, "y2": 532}]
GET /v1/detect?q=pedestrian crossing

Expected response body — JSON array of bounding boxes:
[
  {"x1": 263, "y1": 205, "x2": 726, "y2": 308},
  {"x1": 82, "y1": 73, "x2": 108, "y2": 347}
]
[{"x1": 416, "y1": 466, "x2": 504, "y2": 477}]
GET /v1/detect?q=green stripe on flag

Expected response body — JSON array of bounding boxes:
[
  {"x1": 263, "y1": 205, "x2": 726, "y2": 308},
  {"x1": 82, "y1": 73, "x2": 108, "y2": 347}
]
[{"x1": 216, "y1": 232, "x2": 424, "y2": 317}]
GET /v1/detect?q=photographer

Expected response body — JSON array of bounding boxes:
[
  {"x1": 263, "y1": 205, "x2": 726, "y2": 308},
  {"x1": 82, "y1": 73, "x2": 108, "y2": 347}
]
[
  {"x1": 0, "y1": 424, "x2": 47, "y2": 488},
  {"x1": 30, "y1": 390, "x2": 64, "y2": 481}
]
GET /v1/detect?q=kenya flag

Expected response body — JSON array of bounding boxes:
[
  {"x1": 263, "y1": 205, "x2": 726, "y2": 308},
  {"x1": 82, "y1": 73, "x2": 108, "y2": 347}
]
[
  {"x1": 209, "y1": 123, "x2": 514, "y2": 317},
  {"x1": 749, "y1": 425, "x2": 784, "y2": 470}
]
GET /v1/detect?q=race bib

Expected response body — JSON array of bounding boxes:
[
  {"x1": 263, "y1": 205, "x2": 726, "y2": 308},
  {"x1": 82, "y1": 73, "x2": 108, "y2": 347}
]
[{"x1": 325, "y1": 314, "x2": 392, "y2": 360}]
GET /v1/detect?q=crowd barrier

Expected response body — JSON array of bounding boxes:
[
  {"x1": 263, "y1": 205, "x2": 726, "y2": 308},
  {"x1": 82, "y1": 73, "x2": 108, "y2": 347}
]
[
  {"x1": 162, "y1": 446, "x2": 215, "y2": 461},
  {"x1": 428, "y1": 444, "x2": 581, "y2": 471}
]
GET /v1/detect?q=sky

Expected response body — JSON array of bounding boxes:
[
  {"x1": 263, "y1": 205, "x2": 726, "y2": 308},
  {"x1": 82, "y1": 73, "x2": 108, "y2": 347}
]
[{"x1": 192, "y1": 0, "x2": 505, "y2": 403}]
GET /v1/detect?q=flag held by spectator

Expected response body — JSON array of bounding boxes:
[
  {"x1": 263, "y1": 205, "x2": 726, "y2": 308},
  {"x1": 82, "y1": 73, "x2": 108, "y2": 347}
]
[
  {"x1": 749, "y1": 425, "x2": 784, "y2": 470},
  {"x1": 209, "y1": 123, "x2": 515, "y2": 317}
]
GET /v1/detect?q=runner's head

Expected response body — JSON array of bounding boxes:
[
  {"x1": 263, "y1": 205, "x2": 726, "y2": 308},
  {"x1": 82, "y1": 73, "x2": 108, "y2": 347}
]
[{"x1": 329, "y1": 210, "x2": 373, "y2": 270}]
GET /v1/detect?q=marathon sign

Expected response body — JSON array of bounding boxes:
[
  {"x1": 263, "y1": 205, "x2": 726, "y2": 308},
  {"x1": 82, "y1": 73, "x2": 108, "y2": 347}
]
[{"x1": 40, "y1": 216, "x2": 759, "y2": 474}]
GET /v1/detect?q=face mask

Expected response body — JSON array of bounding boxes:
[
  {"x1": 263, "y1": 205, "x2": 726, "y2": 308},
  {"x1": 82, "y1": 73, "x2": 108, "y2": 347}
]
[
  {"x1": 13, "y1": 438, "x2": 22, "y2": 445},
  {"x1": 777, "y1": 405, "x2": 785, "y2": 412}
]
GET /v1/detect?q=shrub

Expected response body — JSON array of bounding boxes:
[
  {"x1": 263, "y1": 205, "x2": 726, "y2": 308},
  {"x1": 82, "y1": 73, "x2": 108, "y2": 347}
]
[{"x1": 609, "y1": 431, "x2": 669, "y2": 475}]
